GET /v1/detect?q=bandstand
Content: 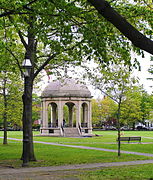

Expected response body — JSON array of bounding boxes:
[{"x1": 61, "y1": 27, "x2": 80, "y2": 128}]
[{"x1": 40, "y1": 78, "x2": 92, "y2": 137}]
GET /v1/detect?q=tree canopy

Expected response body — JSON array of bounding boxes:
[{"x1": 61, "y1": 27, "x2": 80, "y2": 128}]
[
  {"x1": 0, "y1": 0, "x2": 152, "y2": 73},
  {"x1": 88, "y1": 0, "x2": 153, "y2": 55},
  {"x1": 92, "y1": 97, "x2": 117, "y2": 127},
  {"x1": 120, "y1": 86, "x2": 143, "y2": 127}
]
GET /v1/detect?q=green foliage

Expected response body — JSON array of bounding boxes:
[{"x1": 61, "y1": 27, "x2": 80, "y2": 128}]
[
  {"x1": 32, "y1": 94, "x2": 41, "y2": 124},
  {"x1": 0, "y1": 70, "x2": 23, "y2": 128},
  {"x1": 140, "y1": 91, "x2": 153, "y2": 122},
  {"x1": 92, "y1": 97, "x2": 117, "y2": 126},
  {"x1": 120, "y1": 87, "x2": 153, "y2": 126},
  {"x1": 120, "y1": 86, "x2": 143, "y2": 126},
  {"x1": 1, "y1": 0, "x2": 152, "y2": 76},
  {"x1": 63, "y1": 105, "x2": 69, "y2": 123}
]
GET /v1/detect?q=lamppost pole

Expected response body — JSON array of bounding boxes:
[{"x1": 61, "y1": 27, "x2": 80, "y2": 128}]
[{"x1": 22, "y1": 58, "x2": 32, "y2": 167}]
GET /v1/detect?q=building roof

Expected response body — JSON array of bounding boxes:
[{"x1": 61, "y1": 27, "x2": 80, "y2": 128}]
[{"x1": 41, "y1": 78, "x2": 92, "y2": 98}]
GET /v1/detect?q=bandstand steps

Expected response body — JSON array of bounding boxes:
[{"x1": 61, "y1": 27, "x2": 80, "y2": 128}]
[{"x1": 63, "y1": 128, "x2": 80, "y2": 137}]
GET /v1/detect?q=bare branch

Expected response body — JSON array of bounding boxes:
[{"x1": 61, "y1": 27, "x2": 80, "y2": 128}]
[
  {"x1": 143, "y1": 0, "x2": 153, "y2": 10},
  {"x1": 33, "y1": 53, "x2": 57, "y2": 80},
  {"x1": 23, "y1": 0, "x2": 39, "y2": 10},
  {"x1": 0, "y1": 10, "x2": 15, "y2": 18},
  {"x1": 33, "y1": 38, "x2": 84, "y2": 80},
  {"x1": 96, "y1": 86, "x2": 119, "y2": 103},
  {"x1": 6, "y1": 47, "x2": 23, "y2": 76},
  {"x1": 0, "y1": 0, "x2": 39, "y2": 18},
  {"x1": 18, "y1": 30, "x2": 28, "y2": 50}
]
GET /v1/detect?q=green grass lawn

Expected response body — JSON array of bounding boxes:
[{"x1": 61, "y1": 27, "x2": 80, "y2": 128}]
[
  {"x1": 77, "y1": 164, "x2": 153, "y2": 180},
  {"x1": 0, "y1": 139, "x2": 150, "y2": 168},
  {"x1": 0, "y1": 130, "x2": 153, "y2": 169},
  {"x1": 34, "y1": 130, "x2": 153, "y2": 155}
]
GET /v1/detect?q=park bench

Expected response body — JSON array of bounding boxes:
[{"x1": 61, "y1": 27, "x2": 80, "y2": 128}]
[{"x1": 117, "y1": 136, "x2": 141, "y2": 143}]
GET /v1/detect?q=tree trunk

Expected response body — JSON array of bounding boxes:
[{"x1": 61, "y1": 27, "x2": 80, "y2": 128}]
[
  {"x1": 21, "y1": 15, "x2": 37, "y2": 166},
  {"x1": 3, "y1": 76, "x2": 7, "y2": 145},
  {"x1": 87, "y1": 0, "x2": 153, "y2": 55},
  {"x1": 116, "y1": 98, "x2": 122, "y2": 156},
  {"x1": 22, "y1": 76, "x2": 36, "y2": 166},
  {"x1": 132, "y1": 122, "x2": 135, "y2": 130},
  {"x1": 3, "y1": 111, "x2": 7, "y2": 145},
  {"x1": 117, "y1": 128, "x2": 121, "y2": 156}
]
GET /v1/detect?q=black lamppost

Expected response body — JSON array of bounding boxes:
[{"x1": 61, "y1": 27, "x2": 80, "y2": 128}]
[{"x1": 22, "y1": 58, "x2": 32, "y2": 167}]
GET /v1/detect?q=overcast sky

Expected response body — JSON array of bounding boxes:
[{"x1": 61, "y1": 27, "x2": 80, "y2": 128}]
[
  {"x1": 88, "y1": 52, "x2": 153, "y2": 98},
  {"x1": 134, "y1": 52, "x2": 153, "y2": 94},
  {"x1": 38, "y1": 52, "x2": 153, "y2": 98}
]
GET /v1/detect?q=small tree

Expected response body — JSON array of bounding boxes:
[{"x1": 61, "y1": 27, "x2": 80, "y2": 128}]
[
  {"x1": 0, "y1": 70, "x2": 23, "y2": 144},
  {"x1": 88, "y1": 61, "x2": 137, "y2": 156}
]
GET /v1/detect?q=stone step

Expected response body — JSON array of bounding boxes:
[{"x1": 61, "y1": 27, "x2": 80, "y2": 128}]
[{"x1": 63, "y1": 128, "x2": 80, "y2": 137}]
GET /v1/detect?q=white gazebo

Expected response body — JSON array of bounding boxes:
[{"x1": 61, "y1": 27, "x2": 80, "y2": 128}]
[{"x1": 40, "y1": 78, "x2": 92, "y2": 137}]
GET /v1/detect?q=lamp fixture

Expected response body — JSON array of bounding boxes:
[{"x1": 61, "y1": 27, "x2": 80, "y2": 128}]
[{"x1": 22, "y1": 59, "x2": 32, "y2": 77}]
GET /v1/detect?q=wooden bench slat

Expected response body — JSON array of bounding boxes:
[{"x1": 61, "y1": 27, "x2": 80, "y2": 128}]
[
  {"x1": 117, "y1": 136, "x2": 141, "y2": 143},
  {"x1": 118, "y1": 137, "x2": 130, "y2": 141},
  {"x1": 129, "y1": 137, "x2": 141, "y2": 140}
]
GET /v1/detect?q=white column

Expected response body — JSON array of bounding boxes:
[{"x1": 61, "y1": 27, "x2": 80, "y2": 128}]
[
  {"x1": 68, "y1": 105, "x2": 73, "y2": 127},
  {"x1": 41, "y1": 101, "x2": 43, "y2": 127},
  {"x1": 76, "y1": 101, "x2": 81, "y2": 128},
  {"x1": 52, "y1": 104, "x2": 57, "y2": 126},
  {"x1": 41, "y1": 100, "x2": 49, "y2": 134},
  {"x1": 50, "y1": 105, "x2": 52, "y2": 124},
  {"x1": 82, "y1": 103, "x2": 88, "y2": 127},
  {"x1": 85, "y1": 104, "x2": 88, "y2": 124},
  {"x1": 58, "y1": 100, "x2": 63, "y2": 127},
  {"x1": 42, "y1": 100, "x2": 48, "y2": 128},
  {"x1": 88, "y1": 100, "x2": 92, "y2": 129},
  {"x1": 82, "y1": 105, "x2": 85, "y2": 124}
]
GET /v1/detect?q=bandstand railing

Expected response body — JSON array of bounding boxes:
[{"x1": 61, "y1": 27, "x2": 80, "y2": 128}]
[
  {"x1": 48, "y1": 123, "x2": 58, "y2": 128},
  {"x1": 81, "y1": 123, "x2": 87, "y2": 128}
]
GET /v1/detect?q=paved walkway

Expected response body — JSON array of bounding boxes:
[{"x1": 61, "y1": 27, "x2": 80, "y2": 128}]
[
  {"x1": 1, "y1": 159, "x2": 153, "y2": 175},
  {"x1": 0, "y1": 160, "x2": 153, "y2": 180}
]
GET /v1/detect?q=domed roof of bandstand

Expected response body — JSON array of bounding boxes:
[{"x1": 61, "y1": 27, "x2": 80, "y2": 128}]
[{"x1": 41, "y1": 78, "x2": 92, "y2": 98}]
